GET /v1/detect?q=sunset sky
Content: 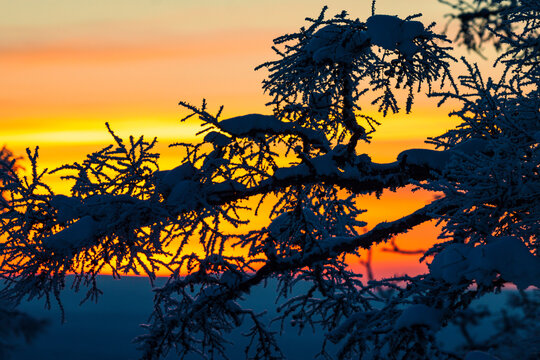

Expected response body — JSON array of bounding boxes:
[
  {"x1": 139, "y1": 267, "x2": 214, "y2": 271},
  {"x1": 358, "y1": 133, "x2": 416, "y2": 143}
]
[{"x1": 1, "y1": 0, "x2": 497, "y2": 276}]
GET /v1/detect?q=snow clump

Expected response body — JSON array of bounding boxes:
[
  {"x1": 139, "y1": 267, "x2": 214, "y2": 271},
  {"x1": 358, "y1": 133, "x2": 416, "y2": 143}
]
[
  {"x1": 204, "y1": 131, "x2": 231, "y2": 147},
  {"x1": 50, "y1": 195, "x2": 83, "y2": 223},
  {"x1": 429, "y1": 237, "x2": 540, "y2": 290},
  {"x1": 154, "y1": 162, "x2": 197, "y2": 196},
  {"x1": 366, "y1": 15, "x2": 425, "y2": 59},
  {"x1": 218, "y1": 114, "x2": 286, "y2": 136},
  {"x1": 42, "y1": 216, "x2": 98, "y2": 253},
  {"x1": 304, "y1": 24, "x2": 369, "y2": 63},
  {"x1": 394, "y1": 304, "x2": 442, "y2": 330}
]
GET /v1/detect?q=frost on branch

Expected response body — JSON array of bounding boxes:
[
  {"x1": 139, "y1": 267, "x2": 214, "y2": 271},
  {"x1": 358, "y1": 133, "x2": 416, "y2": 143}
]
[
  {"x1": 1, "y1": 2, "x2": 539, "y2": 360},
  {"x1": 0, "y1": 147, "x2": 48, "y2": 355},
  {"x1": 440, "y1": 0, "x2": 519, "y2": 52},
  {"x1": 256, "y1": 5, "x2": 457, "y2": 152}
]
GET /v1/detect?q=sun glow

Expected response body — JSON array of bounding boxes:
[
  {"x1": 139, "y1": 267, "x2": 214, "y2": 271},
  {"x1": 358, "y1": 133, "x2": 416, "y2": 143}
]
[{"x1": 1, "y1": 0, "x2": 469, "y2": 279}]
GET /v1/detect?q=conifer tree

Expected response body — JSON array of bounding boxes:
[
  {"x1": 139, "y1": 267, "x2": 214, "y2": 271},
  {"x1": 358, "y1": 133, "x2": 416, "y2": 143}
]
[{"x1": 0, "y1": 1, "x2": 538, "y2": 359}]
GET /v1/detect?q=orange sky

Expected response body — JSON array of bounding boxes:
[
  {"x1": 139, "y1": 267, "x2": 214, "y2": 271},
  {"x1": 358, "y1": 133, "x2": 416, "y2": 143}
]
[{"x1": 0, "y1": 0, "x2": 498, "y2": 277}]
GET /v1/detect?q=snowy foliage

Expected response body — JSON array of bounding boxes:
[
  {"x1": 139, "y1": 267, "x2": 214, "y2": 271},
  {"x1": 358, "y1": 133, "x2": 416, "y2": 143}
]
[
  {"x1": 256, "y1": 5, "x2": 456, "y2": 144},
  {"x1": 440, "y1": 0, "x2": 520, "y2": 51},
  {"x1": 0, "y1": 1, "x2": 538, "y2": 359},
  {"x1": 0, "y1": 147, "x2": 48, "y2": 357},
  {"x1": 0, "y1": 147, "x2": 20, "y2": 210}
]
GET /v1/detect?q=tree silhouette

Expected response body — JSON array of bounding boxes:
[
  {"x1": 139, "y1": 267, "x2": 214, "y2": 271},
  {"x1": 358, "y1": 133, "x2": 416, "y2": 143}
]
[
  {"x1": 0, "y1": 1, "x2": 538, "y2": 359},
  {"x1": 1, "y1": 146, "x2": 48, "y2": 358}
]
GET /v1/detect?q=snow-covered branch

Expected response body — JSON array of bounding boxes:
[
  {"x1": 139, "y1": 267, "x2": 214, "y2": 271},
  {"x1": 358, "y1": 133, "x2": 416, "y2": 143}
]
[{"x1": 1, "y1": 2, "x2": 538, "y2": 359}]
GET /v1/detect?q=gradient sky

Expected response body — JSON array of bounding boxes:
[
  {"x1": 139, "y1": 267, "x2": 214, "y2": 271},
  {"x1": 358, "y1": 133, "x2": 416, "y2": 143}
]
[{"x1": 0, "y1": 0, "x2": 496, "y2": 276}]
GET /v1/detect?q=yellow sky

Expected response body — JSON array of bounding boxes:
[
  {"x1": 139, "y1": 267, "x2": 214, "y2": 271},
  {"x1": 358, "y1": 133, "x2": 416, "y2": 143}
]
[
  {"x1": 2, "y1": 1, "x2": 461, "y2": 147},
  {"x1": 0, "y1": 0, "x2": 498, "y2": 276}
]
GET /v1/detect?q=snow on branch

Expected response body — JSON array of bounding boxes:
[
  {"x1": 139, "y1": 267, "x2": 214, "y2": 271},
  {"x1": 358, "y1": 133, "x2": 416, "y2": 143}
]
[
  {"x1": 430, "y1": 236, "x2": 540, "y2": 290},
  {"x1": 1, "y1": 122, "x2": 492, "y2": 307},
  {"x1": 216, "y1": 113, "x2": 330, "y2": 150},
  {"x1": 1, "y1": 2, "x2": 538, "y2": 359}
]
